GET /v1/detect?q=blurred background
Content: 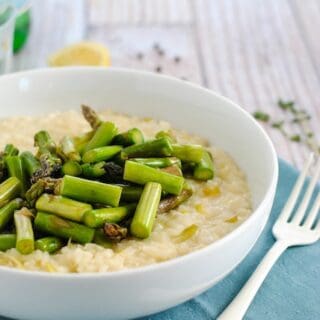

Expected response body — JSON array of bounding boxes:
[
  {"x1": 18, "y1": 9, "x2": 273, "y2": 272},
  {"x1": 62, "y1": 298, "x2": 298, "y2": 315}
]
[{"x1": 3, "y1": 0, "x2": 320, "y2": 170}]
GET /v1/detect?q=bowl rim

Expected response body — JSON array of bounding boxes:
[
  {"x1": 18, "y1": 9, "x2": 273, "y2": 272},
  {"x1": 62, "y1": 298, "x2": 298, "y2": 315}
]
[{"x1": 0, "y1": 67, "x2": 279, "y2": 278}]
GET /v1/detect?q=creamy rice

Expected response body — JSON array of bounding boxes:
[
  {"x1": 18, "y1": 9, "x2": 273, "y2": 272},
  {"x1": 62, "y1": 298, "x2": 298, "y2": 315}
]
[{"x1": 0, "y1": 110, "x2": 251, "y2": 273}]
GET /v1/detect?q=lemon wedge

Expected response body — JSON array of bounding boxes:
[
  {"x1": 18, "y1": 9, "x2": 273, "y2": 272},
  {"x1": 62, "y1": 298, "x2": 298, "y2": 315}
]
[{"x1": 48, "y1": 42, "x2": 111, "y2": 67}]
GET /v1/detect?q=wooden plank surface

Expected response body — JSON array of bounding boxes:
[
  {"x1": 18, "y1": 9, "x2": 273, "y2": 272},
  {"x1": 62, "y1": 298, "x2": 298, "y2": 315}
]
[{"x1": 11, "y1": 0, "x2": 320, "y2": 170}]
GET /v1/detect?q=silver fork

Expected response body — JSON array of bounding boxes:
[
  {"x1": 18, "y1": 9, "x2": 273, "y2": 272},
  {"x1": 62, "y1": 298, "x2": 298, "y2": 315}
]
[{"x1": 218, "y1": 154, "x2": 320, "y2": 320}]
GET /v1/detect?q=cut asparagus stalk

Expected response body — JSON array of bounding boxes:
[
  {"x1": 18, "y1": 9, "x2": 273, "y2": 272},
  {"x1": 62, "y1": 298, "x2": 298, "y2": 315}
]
[
  {"x1": 36, "y1": 194, "x2": 92, "y2": 222},
  {"x1": 35, "y1": 236, "x2": 64, "y2": 254},
  {"x1": 83, "y1": 203, "x2": 136, "y2": 228},
  {"x1": 103, "y1": 223, "x2": 127, "y2": 242},
  {"x1": 25, "y1": 177, "x2": 58, "y2": 208},
  {"x1": 120, "y1": 185, "x2": 143, "y2": 202},
  {"x1": 155, "y1": 130, "x2": 177, "y2": 143},
  {"x1": 158, "y1": 186, "x2": 193, "y2": 213},
  {"x1": 0, "y1": 198, "x2": 23, "y2": 231},
  {"x1": 84, "y1": 122, "x2": 117, "y2": 152},
  {"x1": 193, "y1": 151, "x2": 214, "y2": 180},
  {"x1": 34, "y1": 130, "x2": 57, "y2": 155},
  {"x1": 59, "y1": 136, "x2": 81, "y2": 162},
  {"x1": 81, "y1": 162, "x2": 106, "y2": 178},
  {"x1": 120, "y1": 138, "x2": 173, "y2": 160},
  {"x1": 62, "y1": 161, "x2": 82, "y2": 176},
  {"x1": 0, "y1": 177, "x2": 21, "y2": 207},
  {"x1": 93, "y1": 229, "x2": 113, "y2": 248},
  {"x1": 14, "y1": 208, "x2": 34, "y2": 255},
  {"x1": 124, "y1": 161, "x2": 184, "y2": 195},
  {"x1": 0, "y1": 234, "x2": 16, "y2": 251},
  {"x1": 34, "y1": 211, "x2": 95, "y2": 244},
  {"x1": 4, "y1": 144, "x2": 19, "y2": 157},
  {"x1": 5, "y1": 156, "x2": 27, "y2": 195},
  {"x1": 160, "y1": 165, "x2": 183, "y2": 177},
  {"x1": 113, "y1": 128, "x2": 144, "y2": 146},
  {"x1": 0, "y1": 144, "x2": 20, "y2": 181},
  {"x1": 82, "y1": 145, "x2": 122, "y2": 163},
  {"x1": 73, "y1": 131, "x2": 94, "y2": 153},
  {"x1": 172, "y1": 144, "x2": 205, "y2": 163},
  {"x1": 20, "y1": 151, "x2": 41, "y2": 180},
  {"x1": 132, "y1": 157, "x2": 181, "y2": 168},
  {"x1": 56, "y1": 175, "x2": 122, "y2": 207},
  {"x1": 130, "y1": 182, "x2": 162, "y2": 239},
  {"x1": 81, "y1": 105, "x2": 102, "y2": 130}
]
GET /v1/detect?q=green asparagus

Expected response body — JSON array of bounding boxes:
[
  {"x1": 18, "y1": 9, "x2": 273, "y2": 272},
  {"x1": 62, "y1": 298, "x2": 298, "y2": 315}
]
[
  {"x1": 5, "y1": 156, "x2": 28, "y2": 195},
  {"x1": 0, "y1": 198, "x2": 23, "y2": 231},
  {"x1": 34, "y1": 211, "x2": 95, "y2": 244},
  {"x1": 56, "y1": 175, "x2": 122, "y2": 207},
  {"x1": 81, "y1": 162, "x2": 106, "y2": 178},
  {"x1": 36, "y1": 194, "x2": 92, "y2": 222},
  {"x1": 59, "y1": 136, "x2": 81, "y2": 162},
  {"x1": 35, "y1": 236, "x2": 64, "y2": 254},
  {"x1": 124, "y1": 161, "x2": 184, "y2": 195},
  {"x1": 160, "y1": 165, "x2": 183, "y2": 177},
  {"x1": 172, "y1": 144, "x2": 205, "y2": 163},
  {"x1": 93, "y1": 229, "x2": 112, "y2": 248},
  {"x1": 193, "y1": 151, "x2": 214, "y2": 180},
  {"x1": 155, "y1": 130, "x2": 177, "y2": 143},
  {"x1": 84, "y1": 122, "x2": 118, "y2": 152},
  {"x1": 14, "y1": 208, "x2": 34, "y2": 254},
  {"x1": 0, "y1": 177, "x2": 21, "y2": 207},
  {"x1": 113, "y1": 128, "x2": 144, "y2": 146},
  {"x1": 121, "y1": 138, "x2": 172, "y2": 160},
  {"x1": 130, "y1": 182, "x2": 162, "y2": 238},
  {"x1": 62, "y1": 161, "x2": 82, "y2": 176},
  {"x1": 34, "y1": 131, "x2": 57, "y2": 155},
  {"x1": 132, "y1": 157, "x2": 181, "y2": 168},
  {"x1": 120, "y1": 185, "x2": 143, "y2": 202},
  {"x1": 20, "y1": 151, "x2": 41, "y2": 181},
  {"x1": 81, "y1": 105, "x2": 102, "y2": 130},
  {"x1": 0, "y1": 234, "x2": 16, "y2": 251},
  {"x1": 83, "y1": 203, "x2": 136, "y2": 228},
  {"x1": 82, "y1": 145, "x2": 122, "y2": 163},
  {"x1": 73, "y1": 131, "x2": 94, "y2": 153}
]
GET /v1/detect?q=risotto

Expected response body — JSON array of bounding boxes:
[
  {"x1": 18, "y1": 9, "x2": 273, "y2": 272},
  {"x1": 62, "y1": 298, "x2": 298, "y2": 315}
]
[{"x1": 0, "y1": 109, "x2": 251, "y2": 273}]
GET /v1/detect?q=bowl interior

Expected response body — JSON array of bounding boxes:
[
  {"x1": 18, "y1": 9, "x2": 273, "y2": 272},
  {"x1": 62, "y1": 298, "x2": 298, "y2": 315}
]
[{"x1": 0, "y1": 68, "x2": 276, "y2": 209}]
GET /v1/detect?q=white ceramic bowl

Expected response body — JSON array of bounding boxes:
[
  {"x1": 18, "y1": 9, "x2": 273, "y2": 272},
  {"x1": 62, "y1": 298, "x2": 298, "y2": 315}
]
[{"x1": 0, "y1": 67, "x2": 278, "y2": 320}]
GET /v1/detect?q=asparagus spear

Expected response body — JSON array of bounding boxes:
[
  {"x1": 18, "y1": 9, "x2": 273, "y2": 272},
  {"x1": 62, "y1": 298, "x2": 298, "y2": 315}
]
[
  {"x1": 121, "y1": 138, "x2": 173, "y2": 159},
  {"x1": 93, "y1": 229, "x2": 113, "y2": 248},
  {"x1": 58, "y1": 136, "x2": 81, "y2": 162},
  {"x1": 113, "y1": 128, "x2": 144, "y2": 146},
  {"x1": 34, "y1": 131, "x2": 57, "y2": 155},
  {"x1": 193, "y1": 151, "x2": 214, "y2": 180},
  {"x1": 34, "y1": 211, "x2": 95, "y2": 244},
  {"x1": 0, "y1": 234, "x2": 16, "y2": 251},
  {"x1": 160, "y1": 165, "x2": 183, "y2": 177},
  {"x1": 158, "y1": 186, "x2": 193, "y2": 213},
  {"x1": 35, "y1": 236, "x2": 64, "y2": 254},
  {"x1": 81, "y1": 105, "x2": 102, "y2": 130},
  {"x1": 56, "y1": 175, "x2": 122, "y2": 207},
  {"x1": 14, "y1": 207, "x2": 34, "y2": 255},
  {"x1": 132, "y1": 157, "x2": 181, "y2": 168},
  {"x1": 25, "y1": 177, "x2": 58, "y2": 208},
  {"x1": 0, "y1": 198, "x2": 23, "y2": 231},
  {"x1": 0, "y1": 144, "x2": 19, "y2": 182},
  {"x1": 120, "y1": 185, "x2": 143, "y2": 202},
  {"x1": 83, "y1": 203, "x2": 136, "y2": 228},
  {"x1": 172, "y1": 144, "x2": 205, "y2": 163},
  {"x1": 36, "y1": 194, "x2": 92, "y2": 222},
  {"x1": 155, "y1": 130, "x2": 177, "y2": 143},
  {"x1": 81, "y1": 162, "x2": 106, "y2": 178},
  {"x1": 73, "y1": 131, "x2": 94, "y2": 153},
  {"x1": 84, "y1": 122, "x2": 118, "y2": 152},
  {"x1": 62, "y1": 161, "x2": 82, "y2": 177},
  {"x1": 124, "y1": 161, "x2": 184, "y2": 195},
  {"x1": 130, "y1": 182, "x2": 162, "y2": 239},
  {"x1": 0, "y1": 177, "x2": 21, "y2": 207},
  {"x1": 20, "y1": 151, "x2": 41, "y2": 181},
  {"x1": 103, "y1": 223, "x2": 127, "y2": 242},
  {"x1": 82, "y1": 145, "x2": 122, "y2": 163},
  {"x1": 5, "y1": 156, "x2": 28, "y2": 195}
]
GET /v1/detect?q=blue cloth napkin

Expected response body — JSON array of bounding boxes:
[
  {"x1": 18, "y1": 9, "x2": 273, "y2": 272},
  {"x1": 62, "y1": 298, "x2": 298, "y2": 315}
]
[{"x1": 141, "y1": 159, "x2": 320, "y2": 320}]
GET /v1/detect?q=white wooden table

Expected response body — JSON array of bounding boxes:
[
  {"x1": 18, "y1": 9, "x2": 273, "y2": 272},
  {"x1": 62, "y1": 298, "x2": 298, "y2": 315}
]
[{"x1": 13, "y1": 0, "x2": 320, "y2": 170}]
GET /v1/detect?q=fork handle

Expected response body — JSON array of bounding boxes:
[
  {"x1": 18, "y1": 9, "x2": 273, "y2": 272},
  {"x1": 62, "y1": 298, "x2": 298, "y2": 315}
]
[{"x1": 217, "y1": 240, "x2": 289, "y2": 320}]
